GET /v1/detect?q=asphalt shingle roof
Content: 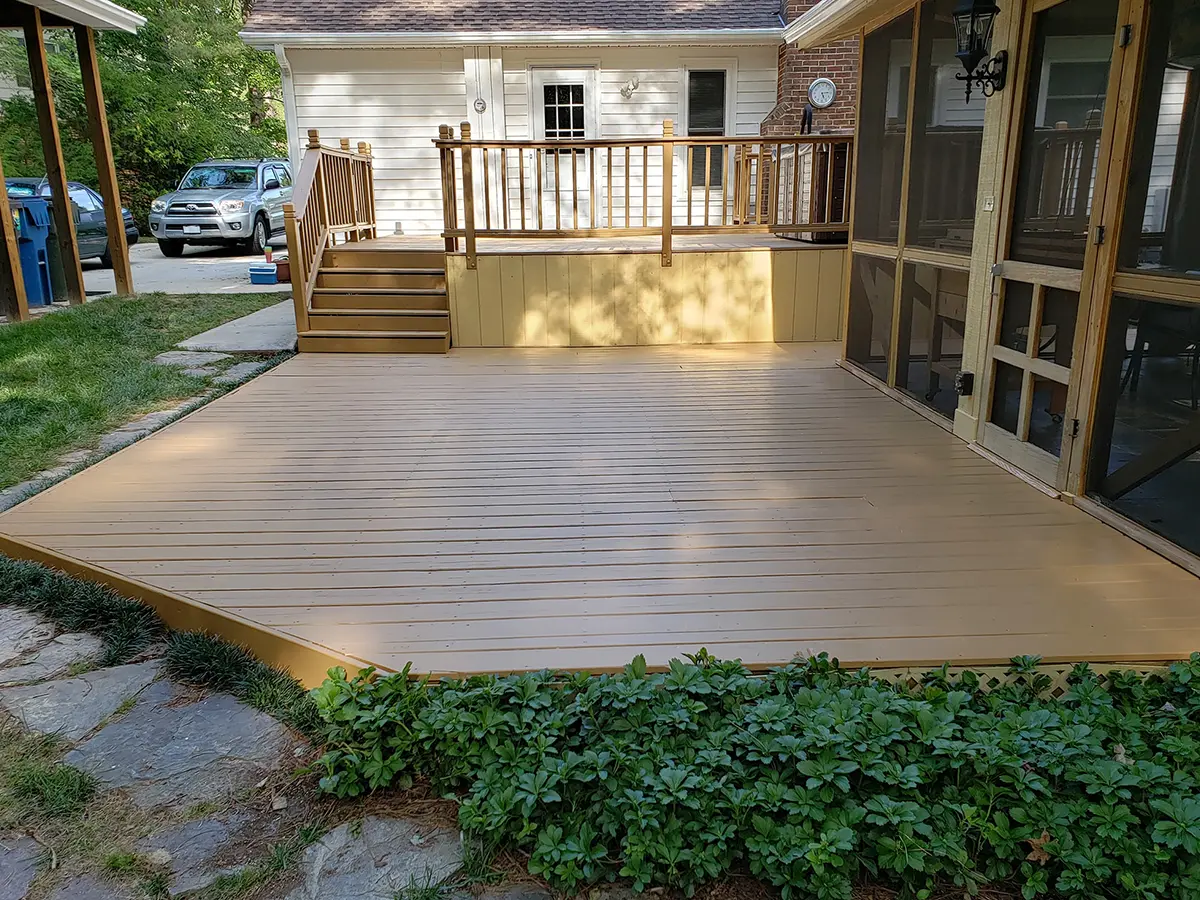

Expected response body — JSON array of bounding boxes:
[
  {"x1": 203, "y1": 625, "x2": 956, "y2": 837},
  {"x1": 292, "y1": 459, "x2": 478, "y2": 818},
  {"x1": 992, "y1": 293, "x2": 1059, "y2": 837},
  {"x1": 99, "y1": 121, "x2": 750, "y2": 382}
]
[{"x1": 243, "y1": 0, "x2": 783, "y2": 34}]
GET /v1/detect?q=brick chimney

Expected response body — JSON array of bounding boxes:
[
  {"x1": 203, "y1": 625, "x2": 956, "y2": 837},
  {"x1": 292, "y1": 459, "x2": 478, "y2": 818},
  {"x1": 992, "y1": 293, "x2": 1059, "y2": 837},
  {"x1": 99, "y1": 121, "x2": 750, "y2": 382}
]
[{"x1": 762, "y1": 0, "x2": 858, "y2": 136}]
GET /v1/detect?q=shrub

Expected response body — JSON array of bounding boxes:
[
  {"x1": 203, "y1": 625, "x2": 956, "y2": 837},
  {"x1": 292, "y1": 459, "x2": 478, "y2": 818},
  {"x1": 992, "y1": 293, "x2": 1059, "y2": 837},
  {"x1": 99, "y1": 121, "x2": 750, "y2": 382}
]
[{"x1": 311, "y1": 651, "x2": 1200, "y2": 900}]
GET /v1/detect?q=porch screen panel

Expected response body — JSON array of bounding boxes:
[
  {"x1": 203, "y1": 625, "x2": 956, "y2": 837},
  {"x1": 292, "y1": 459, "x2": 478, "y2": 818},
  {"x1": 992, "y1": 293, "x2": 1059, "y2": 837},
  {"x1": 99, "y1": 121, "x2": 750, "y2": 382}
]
[
  {"x1": 852, "y1": 10, "x2": 914, "y2": 244},
  {"x1": 894, "y1": 262, "x2": 968, "y2": 419},
  {"x1": 1089, "y1": 293, "x2": 1200, "y2": 557},
  {"x1": 846, "y1": 254, "x2": 897, "y2": 381},
  {"x1": 905, "y1": 0, "x2": 985, "y2": 254},
  {"x1": 1117, "y1": 0, "x2": 1200, "y2": 280},
  {"x1": 1008, "y1": 0, "x2": 1120, "y2": 269}
]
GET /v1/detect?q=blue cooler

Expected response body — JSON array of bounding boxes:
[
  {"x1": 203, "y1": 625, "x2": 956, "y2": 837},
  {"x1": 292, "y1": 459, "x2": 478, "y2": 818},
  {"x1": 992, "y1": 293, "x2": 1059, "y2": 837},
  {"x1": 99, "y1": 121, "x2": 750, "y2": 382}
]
[
  {"x1": 248, "y1": 262, "x2": 277, "y2": 285},
  {"x1": 13, "y1": 198, "x2": 52, "y2": 307}
]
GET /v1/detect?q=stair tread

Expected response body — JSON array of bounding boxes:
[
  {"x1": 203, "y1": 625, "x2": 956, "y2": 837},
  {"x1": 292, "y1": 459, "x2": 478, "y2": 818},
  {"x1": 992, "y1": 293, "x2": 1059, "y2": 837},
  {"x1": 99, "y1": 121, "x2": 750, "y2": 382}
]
[
  {"x1": 307, "y1": 308, "x2": 449, "y2": 317},
  {"x1": 312, "y1": 286, "x2": 447, "y2": 295},
  {"x1": 301, "y1": 329, "x2": 449, "y2": 338},
  {"x1": 318, "y1": 267, "x2": 445, "y2": 275}
]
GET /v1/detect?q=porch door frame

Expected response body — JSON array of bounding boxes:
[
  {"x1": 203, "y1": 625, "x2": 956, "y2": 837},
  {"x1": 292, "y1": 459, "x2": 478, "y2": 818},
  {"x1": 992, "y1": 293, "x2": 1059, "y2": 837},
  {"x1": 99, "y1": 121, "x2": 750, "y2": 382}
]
[
  {"x1": 530, "y1": 66, "x2": 600, "y2": 228},
  {"x1": 977, "y1": 0, "x2": 1140, "y2": 488},
  {"x1": 1068, "y1": 0, "x2": 1200, "y2": 499}
]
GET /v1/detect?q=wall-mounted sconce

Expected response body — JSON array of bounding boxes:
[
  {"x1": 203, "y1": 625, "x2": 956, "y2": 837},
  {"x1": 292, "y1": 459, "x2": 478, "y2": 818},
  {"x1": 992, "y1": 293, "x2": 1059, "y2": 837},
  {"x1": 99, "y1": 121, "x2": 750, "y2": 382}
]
[
  {"x1": 953, "y1": 0, "x2": 1007, "y2": 101},
  {"x1": 620, "y1": 77, "x2": 640, "y2": 99}
]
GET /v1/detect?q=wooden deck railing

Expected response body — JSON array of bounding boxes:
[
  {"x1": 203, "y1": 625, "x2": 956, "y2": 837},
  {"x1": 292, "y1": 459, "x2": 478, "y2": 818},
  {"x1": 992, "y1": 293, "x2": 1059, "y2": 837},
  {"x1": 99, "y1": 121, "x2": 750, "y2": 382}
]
[
  {"x1": 435, "y1": 120, "x2": 852, "y2": 268},
  {"x1": 283, "y1": 130, "x2": 377, "y2": 331}
]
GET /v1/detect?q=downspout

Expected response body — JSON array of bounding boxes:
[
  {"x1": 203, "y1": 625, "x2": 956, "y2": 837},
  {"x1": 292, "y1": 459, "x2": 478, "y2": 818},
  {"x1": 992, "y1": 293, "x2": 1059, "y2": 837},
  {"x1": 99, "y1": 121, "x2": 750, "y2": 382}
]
[{"x1": 274, "y1": 44, "x2": 300, "y2": 170}]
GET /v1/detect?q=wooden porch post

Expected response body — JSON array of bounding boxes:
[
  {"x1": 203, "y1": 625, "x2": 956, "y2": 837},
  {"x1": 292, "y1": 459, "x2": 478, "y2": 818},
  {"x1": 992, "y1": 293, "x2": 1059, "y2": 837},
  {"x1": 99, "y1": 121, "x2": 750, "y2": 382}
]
[
  {"x1": 0, "y1": 152, "x2": 31, "y2": 322},
  {"x1": 75, "y1": 24, "x2": 132, "y2": 295},
  {"x1": 661, "y1": 119, "x2": 674, "y2": 267},
  {"x1": 23, "y1": 7, "x2": 86, "y2": 306},
  {"x1": 460, "y1": 121, "x2": 477, "y2": 270}
]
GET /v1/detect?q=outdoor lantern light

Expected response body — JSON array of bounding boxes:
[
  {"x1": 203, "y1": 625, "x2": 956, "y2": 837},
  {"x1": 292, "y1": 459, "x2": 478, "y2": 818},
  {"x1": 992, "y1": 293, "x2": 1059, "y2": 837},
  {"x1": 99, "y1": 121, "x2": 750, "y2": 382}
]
[{"x1": 953, "y1": 0, "x2": 1007, "y2": 101}]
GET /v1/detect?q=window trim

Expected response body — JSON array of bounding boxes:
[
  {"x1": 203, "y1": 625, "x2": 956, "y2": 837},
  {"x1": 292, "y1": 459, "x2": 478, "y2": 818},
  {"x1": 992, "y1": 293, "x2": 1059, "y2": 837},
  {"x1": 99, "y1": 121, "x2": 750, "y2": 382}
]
[
  {"x1": 529, "y1": 66, "x2": 599, "y2": 141},
  {"x1": 679, "y1": 58, "x2": 738, "y2": 195}
]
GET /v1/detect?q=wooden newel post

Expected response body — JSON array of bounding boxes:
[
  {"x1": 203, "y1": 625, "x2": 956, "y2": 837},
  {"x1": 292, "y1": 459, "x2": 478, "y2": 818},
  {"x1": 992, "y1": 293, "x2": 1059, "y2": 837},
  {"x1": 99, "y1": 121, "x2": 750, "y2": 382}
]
[
  {"x1": 339, "y1": 138, "x2": 351, "y2": 152},
  {"x1": 307, "y1": 129, "x2": 321, "y2": 149},
  {"x1": 460, "y1": 121, "x2": 477, "y2": 270},
  {"x1": 438, "y1": 125, "x2": 456, "y2": 254},
  {"x1": 661, "y1": 119, "x2": 674, "y2": 268},
  {"x1": 0, "y1": 152, "x2": 30, "y2": 322},
  {"x1": 283, "y1": 203, "x2": 309, "y2": 334}
]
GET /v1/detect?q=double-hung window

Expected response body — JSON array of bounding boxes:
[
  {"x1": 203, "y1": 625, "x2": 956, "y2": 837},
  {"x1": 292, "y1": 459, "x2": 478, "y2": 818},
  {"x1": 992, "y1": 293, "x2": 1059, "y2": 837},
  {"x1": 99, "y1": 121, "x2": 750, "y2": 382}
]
[{"x1": 687, "y1": 70, "x2": 727, "y2": 187}]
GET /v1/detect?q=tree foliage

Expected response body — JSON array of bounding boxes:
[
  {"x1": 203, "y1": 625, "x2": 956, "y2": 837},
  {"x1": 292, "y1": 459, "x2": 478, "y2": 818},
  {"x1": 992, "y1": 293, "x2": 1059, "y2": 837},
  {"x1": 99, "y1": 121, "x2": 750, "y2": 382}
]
[{"x1": 0, "y1": 0, "x2": 284, "y2": 227}]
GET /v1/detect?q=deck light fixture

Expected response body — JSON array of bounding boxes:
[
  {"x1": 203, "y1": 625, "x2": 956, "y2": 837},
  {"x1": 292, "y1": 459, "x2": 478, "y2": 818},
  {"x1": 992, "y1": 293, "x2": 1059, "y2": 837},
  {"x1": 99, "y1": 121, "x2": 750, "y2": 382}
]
[{"x1": 953, "y1": 0, "x2": 1007, "y2": 101}]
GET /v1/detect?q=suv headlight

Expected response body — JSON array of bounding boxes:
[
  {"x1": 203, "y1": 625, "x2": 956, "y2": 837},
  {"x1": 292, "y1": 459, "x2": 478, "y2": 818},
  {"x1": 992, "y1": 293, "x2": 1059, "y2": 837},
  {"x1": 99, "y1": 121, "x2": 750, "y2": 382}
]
[
  {"x1": 150, "y1": 199, "x2": 167, "y2": 213},
  {"x1": 219, "y1": 199, "x2": 247, "y2": 215}
]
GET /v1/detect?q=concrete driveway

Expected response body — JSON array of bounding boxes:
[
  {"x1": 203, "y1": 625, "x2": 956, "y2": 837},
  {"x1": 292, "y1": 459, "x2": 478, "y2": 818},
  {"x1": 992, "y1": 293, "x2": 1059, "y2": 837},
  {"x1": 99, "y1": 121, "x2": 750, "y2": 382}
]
[{"x1": 84, "y1": 241, "x2": 290, "y2": 296}]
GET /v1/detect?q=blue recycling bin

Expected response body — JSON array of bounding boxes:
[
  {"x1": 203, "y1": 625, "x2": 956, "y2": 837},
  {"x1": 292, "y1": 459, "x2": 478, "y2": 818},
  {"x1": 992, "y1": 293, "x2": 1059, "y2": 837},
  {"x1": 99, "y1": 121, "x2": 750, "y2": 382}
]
[{"x1": 13, "y1": 198, "x2": 52, "y2": 307}]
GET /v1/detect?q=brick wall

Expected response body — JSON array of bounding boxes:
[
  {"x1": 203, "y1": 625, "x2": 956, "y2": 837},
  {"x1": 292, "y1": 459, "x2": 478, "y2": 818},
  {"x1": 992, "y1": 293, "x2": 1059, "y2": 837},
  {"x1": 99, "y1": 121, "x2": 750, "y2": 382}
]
[{"x1": 761, "y1": 0, "x2": 859, "y2": 136}]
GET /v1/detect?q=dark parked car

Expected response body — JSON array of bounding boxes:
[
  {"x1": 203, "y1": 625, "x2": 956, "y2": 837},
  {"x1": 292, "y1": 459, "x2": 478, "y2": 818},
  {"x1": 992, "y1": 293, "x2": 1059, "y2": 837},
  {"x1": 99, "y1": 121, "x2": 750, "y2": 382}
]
[{"x1": 5, "y1": 177, "x2": 139, "y2": 269}]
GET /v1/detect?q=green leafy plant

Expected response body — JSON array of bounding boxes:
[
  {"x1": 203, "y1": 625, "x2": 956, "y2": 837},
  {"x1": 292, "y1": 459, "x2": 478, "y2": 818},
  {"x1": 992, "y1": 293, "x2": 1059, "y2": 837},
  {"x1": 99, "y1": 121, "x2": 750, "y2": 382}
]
[{"x1": 311, "y1": 652, "x2": 1200, "y2": 900}]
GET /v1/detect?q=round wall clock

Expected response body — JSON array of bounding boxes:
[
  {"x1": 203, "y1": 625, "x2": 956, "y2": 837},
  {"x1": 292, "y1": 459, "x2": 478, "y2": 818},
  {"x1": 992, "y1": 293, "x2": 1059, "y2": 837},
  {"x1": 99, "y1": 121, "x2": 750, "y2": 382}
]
[{"x1": 807, "y1": 77, "x2": 837, "y2": 109}]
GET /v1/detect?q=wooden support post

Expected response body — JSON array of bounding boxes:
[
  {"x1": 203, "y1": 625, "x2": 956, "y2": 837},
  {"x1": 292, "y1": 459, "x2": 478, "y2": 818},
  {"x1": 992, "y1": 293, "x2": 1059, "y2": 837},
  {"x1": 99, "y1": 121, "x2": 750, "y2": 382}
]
[
  {"x1": 75, "y1": 25, "x2": 132, "y2": 296},
  {"x1": 24, "y1": 7, "x2": 85, "y2": 306},
  {"x1": 341, "y1": 138, "x2": 360, "y2": 241},
  {"x1": 661, "y1": 119, "x2": 673, "y2": 268},
  {"x1": 438, "y1": 125, "x2": 456, "y2": 253},
  {"x1": 460, "y1": 121, "x2": 477, "y2": 270},
  {"x1": 283, "y1": 203, "x2": 309, "y2": 335},
  {"x1": 0, "y1": 152, "x2": 31, "y2": 322}
]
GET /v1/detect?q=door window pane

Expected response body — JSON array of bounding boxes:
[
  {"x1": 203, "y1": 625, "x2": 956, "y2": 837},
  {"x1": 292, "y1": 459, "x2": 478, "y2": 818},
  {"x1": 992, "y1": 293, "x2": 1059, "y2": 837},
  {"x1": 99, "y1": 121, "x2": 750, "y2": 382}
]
[
  {"x1": 853, "y1": 11, "x2": 914, "y2": 244},
  {"x1": 68, "y1": 187, "x2": 100, "y2": 212},
  {"x1": 905, "y1": 0, "x2": 986, "y2": 253},
  {"x1": 1037, "y1": 287, "x2": 1079, "y2": 368},
  {"x1": 1090, "y1": 294, "x2": 1200, "y2": 556},
  {"x1": 895, "y1": 262, "x2": 968, "y2": 419},
  {"x1": 1117, "y1": 0, "x2": 1200, "y2": 279},
  {"x1": 1009, "y1": 0, "x2": 1119, "y2": 269},
  {"x1": 1029, "y1": 375, "x2": 1068, "y2": 456},
  {"x1": 543, "y1": 83, "x2": 587, "y2": 140},
  {"x1": 990, "y1": 360, "x2": 1024, "y2": 434},
  {"x1": 687, "y1": 71, "x2": 726, "y2": 187},
  {"x1": 846, "y1": 254, "x2": 897, "y2": 382},
  {"x1": 999, "y1": 282, "x2": 1035, "y2": 353}
]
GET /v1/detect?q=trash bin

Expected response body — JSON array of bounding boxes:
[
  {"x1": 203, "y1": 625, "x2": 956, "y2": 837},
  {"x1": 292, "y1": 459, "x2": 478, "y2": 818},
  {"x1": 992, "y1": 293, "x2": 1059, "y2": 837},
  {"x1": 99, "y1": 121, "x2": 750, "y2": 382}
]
[{"x1": 13, "y1": 198, "x2": 52, "y2": 307}]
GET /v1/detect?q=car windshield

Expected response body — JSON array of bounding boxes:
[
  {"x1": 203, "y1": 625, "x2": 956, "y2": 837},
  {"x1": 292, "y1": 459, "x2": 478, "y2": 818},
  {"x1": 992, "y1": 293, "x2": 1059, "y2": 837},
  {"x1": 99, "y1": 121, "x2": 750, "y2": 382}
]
[{"x1": 178, "y1": 166, "x2": 257, "y2": 190}]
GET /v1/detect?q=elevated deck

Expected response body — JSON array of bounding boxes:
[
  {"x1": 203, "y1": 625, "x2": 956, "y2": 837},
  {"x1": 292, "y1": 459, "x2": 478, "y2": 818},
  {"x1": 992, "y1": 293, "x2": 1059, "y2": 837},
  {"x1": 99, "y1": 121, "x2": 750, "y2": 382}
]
[{"x1": 2, "y1": 344, "x2": 1198, "y2": 684}]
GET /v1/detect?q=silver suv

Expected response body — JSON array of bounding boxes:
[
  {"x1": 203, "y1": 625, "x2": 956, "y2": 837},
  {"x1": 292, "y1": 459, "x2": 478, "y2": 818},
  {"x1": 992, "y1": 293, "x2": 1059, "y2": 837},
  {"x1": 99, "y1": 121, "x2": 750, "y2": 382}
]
[{"x1": 148, "y1": 158, "x2": 293, "y2": 257}]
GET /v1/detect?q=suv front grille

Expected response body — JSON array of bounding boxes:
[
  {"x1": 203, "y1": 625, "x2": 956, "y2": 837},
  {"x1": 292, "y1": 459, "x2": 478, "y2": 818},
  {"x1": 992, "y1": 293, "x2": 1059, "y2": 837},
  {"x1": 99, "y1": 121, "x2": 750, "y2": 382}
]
[{"x1": 167, "y1": 201, "x2": 218, "y2": 215}]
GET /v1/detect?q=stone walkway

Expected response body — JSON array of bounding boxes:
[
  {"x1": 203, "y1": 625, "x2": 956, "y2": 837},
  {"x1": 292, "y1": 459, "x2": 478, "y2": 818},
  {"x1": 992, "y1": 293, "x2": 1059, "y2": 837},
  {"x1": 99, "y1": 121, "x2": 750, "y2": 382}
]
[{"x1": 0, "y1": 606, "x2": 512, "y2": 900}]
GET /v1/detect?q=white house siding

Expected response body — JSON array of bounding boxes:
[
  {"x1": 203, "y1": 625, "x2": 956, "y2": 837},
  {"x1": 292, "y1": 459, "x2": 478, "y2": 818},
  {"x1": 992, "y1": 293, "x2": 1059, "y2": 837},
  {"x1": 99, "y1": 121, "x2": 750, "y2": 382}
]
[
  {"x1": 284, "y1": 44, "x2": 778, "y2": 234},
  {"x1": 287, "y1": 48, "x2": 468, "y2": 235},
  {"x1": 500, "y1": 45, "x2": 778, "y2": 227},
  {"x1": 1143, "y1": 67, "x2": 1188, "y2": 234}
]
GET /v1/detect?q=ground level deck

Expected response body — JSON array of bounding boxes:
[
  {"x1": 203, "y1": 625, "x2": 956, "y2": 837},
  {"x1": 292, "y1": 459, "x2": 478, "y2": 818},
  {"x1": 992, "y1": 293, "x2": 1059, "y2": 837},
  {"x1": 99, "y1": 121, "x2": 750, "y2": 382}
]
[{"x1": 2, "y1": 344, "x2": 1198, "y2": 683}]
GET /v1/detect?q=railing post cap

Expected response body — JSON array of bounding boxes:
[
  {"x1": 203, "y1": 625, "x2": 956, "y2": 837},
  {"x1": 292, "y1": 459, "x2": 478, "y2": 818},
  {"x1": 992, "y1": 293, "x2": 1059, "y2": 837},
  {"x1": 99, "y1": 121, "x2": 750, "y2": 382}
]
[
  {"x1": 340, "y1": 137, "x2": 351, "y2": 150},
  {"x1": 460, "y1": 121, "x2": 472, "y2": 139},
  {"x1": 307, "y1": 128, "x2": 320, "y2": 148},
  {"x1": 663, "y1": 119, "x2": 674, "y2": 136}
]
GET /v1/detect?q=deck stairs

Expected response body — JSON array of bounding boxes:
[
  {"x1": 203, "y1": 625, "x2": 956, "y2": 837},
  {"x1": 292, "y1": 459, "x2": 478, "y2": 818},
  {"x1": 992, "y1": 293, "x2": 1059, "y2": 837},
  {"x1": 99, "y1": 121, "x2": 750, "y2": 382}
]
[{"x1": 297, "y1": 246, "x2": 450, "y2": 353}]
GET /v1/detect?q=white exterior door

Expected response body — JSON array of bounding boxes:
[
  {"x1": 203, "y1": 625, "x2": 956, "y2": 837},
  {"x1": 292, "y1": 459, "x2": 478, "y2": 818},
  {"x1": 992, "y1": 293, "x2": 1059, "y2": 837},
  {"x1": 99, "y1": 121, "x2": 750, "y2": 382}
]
[{"x1": 531, "y1": 68, "x2": 598, "y2": 229}]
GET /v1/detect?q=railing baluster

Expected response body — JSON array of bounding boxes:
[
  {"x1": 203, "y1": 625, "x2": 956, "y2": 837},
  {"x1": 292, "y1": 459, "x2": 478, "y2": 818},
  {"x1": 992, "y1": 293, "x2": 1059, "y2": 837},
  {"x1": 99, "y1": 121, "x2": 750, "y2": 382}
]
[
  {"x1": 518, "y1": 148, "x2": 527, "y2": 231},
  {"x1": 642, "y1": 146, "x2": 648, "y2": 227},
  {"x1": 607, "y1": 149, "x2": 613, "y2": 228},
  {"x1": 703, "y1": 145, "x2": 711, "y2": 226},
  {"x1": 590, "y1": 147, "x2": 597, "y2": 229},
  {"x1": 571, "y1": 149, "x2": 579, "y2": 230},
  {"x1": 624, "y1": 146, "x2": 630, "y2": 228},
  {"x1": 661, "y1": 120, "x2": 673, "y2": 267},
  {"x1": 791, "y1": 142, "x2": 802, "y2": 228},
  {"x1": 536, "y1": 149, "x2": 544, "y2": 230},
  {"x1": 554, "y1": 150, "x2": 561, "y2": 231},
  {"x1": 824, "y1": 141, "x2": 835, "y2": 225},
  {"x1": 501, "y1": 148, "x2": 510, "y2": 231},
  {"x1": 686, "y1": 145, "x2": 693, "y2": 226},
  {"x1": 483, "y1": 147, "x2": 492, "y2": 231}
]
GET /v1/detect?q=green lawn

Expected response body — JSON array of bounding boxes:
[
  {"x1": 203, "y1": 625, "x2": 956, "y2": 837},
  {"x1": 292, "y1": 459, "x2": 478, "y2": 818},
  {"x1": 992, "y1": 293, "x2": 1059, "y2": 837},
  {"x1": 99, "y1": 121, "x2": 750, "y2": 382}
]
[{"x1": 0, "y1": 293, "x2": 287, "y2": 489}]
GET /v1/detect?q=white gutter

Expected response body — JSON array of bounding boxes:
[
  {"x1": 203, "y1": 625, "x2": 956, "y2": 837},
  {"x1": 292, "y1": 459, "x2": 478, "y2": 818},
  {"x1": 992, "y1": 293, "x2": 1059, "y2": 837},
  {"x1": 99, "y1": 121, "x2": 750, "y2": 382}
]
[
  {"x1": 782, "y1": 0, "x2": 906, "y2": 48},
  {"x1": 240, "y1": 28, "x2": 784, "y2": 49},
  {"x1": 29, "y1": 0, "x2": 145, "y2": 31},
  {"x1": 274, "y1": 45, "x2": 301, "y2": 172}
]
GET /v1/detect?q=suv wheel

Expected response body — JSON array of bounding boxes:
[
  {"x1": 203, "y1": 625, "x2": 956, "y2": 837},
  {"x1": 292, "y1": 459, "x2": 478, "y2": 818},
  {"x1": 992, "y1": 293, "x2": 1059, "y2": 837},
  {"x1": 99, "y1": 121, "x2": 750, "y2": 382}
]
[
  {"x1": 246, "y1": 215, "x2": 268, "y2": 256},
  {"x1": 99, "y1": 244, "x2": 114, "y2": 269},
  {"x1": 158, "y1": 239, "x2": 184, "y2": 258}
]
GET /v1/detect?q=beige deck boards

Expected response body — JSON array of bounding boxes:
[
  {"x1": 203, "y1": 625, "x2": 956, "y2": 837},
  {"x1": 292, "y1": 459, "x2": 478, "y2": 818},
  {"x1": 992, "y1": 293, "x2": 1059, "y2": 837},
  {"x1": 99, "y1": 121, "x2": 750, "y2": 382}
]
[{"x1": 3, "y1": 343, "x2": 1200, "y2": 676}]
